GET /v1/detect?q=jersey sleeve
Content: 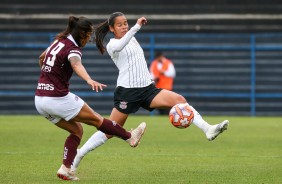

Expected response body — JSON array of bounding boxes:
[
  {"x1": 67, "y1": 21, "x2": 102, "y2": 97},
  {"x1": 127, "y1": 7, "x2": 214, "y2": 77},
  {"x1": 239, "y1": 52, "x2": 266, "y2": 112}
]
[
  {"x1": 67, "y1": 47, "x2": 82, "y2": 61},
  {"x1": 106, "y1": 23, "x2": 141, "y2": 55}
]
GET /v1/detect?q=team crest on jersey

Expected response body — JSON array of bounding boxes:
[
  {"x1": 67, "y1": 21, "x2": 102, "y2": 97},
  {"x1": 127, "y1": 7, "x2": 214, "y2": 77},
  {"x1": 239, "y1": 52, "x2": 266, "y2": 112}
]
[{"x1": 119, "y1": 101, "x2": 128, "y2": 109}]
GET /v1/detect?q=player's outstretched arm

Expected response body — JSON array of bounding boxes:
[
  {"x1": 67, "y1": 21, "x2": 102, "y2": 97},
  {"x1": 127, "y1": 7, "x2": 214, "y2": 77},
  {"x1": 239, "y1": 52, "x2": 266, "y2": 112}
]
[{"x1": 70, "y1": 56, "x2": 107, "y2": 92}]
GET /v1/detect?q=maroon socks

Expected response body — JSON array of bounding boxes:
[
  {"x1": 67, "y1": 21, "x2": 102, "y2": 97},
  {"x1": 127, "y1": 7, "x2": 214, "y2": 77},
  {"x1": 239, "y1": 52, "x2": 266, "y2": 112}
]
[
  {"x1": 62, "y1": 119, "x2": 130, "y2": 168},
  {"x1": 98, "y1": 118, "x2": 131, "y2": 140},
  {"x1": 63, "y1": 134, "x2": 81, "y2": 168}
]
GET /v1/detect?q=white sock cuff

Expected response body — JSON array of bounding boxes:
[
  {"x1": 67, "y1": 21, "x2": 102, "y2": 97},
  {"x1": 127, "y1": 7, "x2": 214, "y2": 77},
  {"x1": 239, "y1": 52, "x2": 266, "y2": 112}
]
[
  {"x1": 96, "y1": 131, "x2": 108, "y2": 143},
  {"x1": 189, "y1": 105, "x2": 211, "y2": 133}
]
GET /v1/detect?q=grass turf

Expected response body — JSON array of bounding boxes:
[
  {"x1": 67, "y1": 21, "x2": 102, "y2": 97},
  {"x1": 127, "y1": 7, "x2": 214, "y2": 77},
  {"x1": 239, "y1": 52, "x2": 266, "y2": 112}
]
[{"x1": 0, "y1": 115, "x2": 281, "y2": 184}]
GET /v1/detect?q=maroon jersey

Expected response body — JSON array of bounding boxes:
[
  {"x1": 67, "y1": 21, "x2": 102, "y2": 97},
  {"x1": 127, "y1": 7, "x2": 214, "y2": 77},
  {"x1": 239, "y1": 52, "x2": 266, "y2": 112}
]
[{"x1": 35, "y1": 36, "x2": 82, "y2": 97}]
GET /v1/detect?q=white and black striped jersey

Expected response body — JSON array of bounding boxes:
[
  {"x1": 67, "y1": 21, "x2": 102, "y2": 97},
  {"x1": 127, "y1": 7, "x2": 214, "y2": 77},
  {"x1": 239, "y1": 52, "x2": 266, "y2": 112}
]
[{"x1": 106, "y1": 24, "x2": 153, "y2": 88}]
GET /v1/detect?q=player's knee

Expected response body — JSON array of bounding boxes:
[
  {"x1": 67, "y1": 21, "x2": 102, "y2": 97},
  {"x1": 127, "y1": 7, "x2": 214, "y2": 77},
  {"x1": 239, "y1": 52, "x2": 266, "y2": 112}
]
[
  {"x1": 84, "y1": 114, "x2": 103, "y2": 128},
  {"x1": 70, "y1": 124, "x2": 83, "y2": 139},
  {"x1": 176, "y1": 94, "x2": 187, "y2": 104}
]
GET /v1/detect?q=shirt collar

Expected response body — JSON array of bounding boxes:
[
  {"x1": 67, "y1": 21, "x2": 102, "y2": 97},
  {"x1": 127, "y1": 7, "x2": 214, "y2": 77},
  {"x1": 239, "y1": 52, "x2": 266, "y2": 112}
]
[{"x1": 67, "y1": 34, "x2": 79, "y2": 47}]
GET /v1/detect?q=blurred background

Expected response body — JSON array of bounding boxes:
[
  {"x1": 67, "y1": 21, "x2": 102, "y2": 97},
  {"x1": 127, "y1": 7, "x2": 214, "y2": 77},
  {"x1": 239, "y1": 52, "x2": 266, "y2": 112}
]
[{"x1": 1, "y1": 0, "x2": 282, "y2": 116}]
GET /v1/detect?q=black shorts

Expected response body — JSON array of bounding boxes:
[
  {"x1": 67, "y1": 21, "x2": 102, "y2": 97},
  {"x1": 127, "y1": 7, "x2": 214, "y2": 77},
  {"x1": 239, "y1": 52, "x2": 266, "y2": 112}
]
[{"x1": 114, "y1": 83, "x2": 162, "y2": 114}]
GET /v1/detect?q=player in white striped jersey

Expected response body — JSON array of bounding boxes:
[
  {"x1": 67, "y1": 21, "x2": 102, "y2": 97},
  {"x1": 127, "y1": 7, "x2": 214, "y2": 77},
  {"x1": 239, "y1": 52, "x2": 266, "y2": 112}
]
[{"x1": 71, "y1": 12, "x2": 229, "y2": 172}]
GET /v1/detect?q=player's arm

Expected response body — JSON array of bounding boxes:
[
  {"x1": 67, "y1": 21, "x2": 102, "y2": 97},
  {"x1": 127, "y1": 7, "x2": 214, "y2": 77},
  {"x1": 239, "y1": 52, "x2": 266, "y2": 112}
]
[
  {"x1": 69, "y1": 56, "x2": 107, "y2": 92},
  {"x1": 108, "y1": 17, "x2": 147, "y2": 53},
  {"x1": 38, "y1": 50, "x2": 47, "y2": 68},
  {"x1": 108, "y1": 24, "x2": 140, "y2": 53}
]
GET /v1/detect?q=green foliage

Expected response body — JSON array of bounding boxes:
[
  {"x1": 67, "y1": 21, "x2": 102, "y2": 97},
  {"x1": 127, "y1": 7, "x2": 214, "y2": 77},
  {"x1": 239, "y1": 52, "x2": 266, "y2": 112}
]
[{"x1": 0, "y1": 115, "x2": 281, "y2": 184}]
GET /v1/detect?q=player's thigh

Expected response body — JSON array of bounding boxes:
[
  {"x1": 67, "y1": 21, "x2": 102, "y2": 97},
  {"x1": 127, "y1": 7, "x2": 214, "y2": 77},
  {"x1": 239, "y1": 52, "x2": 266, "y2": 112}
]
[
  {"x1": 150, "y1": 89, "x2": 186, "y2": 108},
  {"x1": 56, "y1": 119, "x2": 83, "y2": 139},
  {"x1": 72, "y1": 103, "x2": 103, "y2": 127},
  {"x1": 109, "y1": 108, "x2": 128, "y2": 126}
]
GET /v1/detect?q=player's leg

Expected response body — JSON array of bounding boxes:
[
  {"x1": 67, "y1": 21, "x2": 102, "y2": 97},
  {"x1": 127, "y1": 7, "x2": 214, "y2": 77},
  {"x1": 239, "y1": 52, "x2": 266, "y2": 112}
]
[
  {"x1": 72, "y1": 86, "x2": 161, "y2": 172},
  {"x1": 73, "y1": 103, "x2": 145, "y2": 146},
  {"x1": 73, "y1": 87, "x2": 146, "y2": 153},
  {"x1": 149, "y1": 90, "x2": 210, "y2": 131},
  {"x1": 72, "y1": 108, "x2": 132, "y2": 172},
  {"x1": 149, "y1": 89, "x2": 186, "y2": 108},
  {"x1": 78, "y1": 108, "x2": 128, "y2": 152},
  {"x1": 150, "y1": 89, "x2": 229, "y2": 140},
  {"x1": 55, "y1": 119, "x2": 83, "y2": 181}
]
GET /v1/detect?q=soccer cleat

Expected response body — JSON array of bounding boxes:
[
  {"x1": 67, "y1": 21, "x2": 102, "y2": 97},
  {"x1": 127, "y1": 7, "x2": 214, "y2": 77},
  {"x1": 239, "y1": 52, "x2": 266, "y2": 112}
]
[
  {"x1": 57, "y1": 164, "x2": 79, "y2": 181},
  {"x1": 126, "y1": 122, "x2": 146, "y2": 147},
  {"x1": 71, "y1": 149, "x2": 83, "y2": 173},
  {"x1": 206, "y1": 120, "x2": 229, "y2": 141}
]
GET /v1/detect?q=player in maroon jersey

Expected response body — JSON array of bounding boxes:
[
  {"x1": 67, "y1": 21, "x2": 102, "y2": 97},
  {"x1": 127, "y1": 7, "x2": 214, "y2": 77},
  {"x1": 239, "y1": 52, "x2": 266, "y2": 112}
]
[{"x1": 34, "y1": 15, "x2": 146, "y2": 181}]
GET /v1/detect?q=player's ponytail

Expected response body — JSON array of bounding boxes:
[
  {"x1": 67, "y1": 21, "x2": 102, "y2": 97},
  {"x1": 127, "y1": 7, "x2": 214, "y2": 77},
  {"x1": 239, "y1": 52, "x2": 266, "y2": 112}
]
[
  {"x1": 94, "y1": 21, "x2": 109, "y2": 54},
  {"x1": 95, "y1": 12, "x2": 124, "y2": 54},
  {"x1": 56, "y1": 16, "x2": 79, "y2": 40},
  {"x1": 55, "y1": 16, "x2": 93, "y2": 47},
  {"x1": 67, "y1": 16, "x2": 79, "y2": 33}
]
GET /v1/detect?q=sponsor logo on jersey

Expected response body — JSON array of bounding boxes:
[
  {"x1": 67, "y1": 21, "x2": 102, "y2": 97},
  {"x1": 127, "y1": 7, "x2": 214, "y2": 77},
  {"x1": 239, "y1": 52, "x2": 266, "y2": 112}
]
[
  {"x1": 42, "y1": 64, "x2": 52, "y2": 73},
  {"x1": 37, "y1": 83, "x2": 55, "y2": 91},
  {"x1": 119, "y1": 101, "x2": 128, "y2": 109}
]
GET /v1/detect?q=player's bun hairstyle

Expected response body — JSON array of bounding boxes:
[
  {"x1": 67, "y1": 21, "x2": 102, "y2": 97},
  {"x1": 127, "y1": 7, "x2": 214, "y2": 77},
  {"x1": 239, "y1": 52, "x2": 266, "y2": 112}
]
[
  {"x1": 94, "y1": 12, "x2": 124, "y2": 54},
  {"x1": 56, "y1": 16, "x2": 93, "y2": 47}
]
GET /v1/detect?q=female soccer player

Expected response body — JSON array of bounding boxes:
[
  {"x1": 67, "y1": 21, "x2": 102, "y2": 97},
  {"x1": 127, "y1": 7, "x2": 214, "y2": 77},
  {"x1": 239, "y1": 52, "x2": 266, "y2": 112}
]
[
  {"x1": 71, "y1": 12, "x2": 229, "y2": 172},
  {"x1": 34, "y1": 15, "x2": 146, "y2": 181}
]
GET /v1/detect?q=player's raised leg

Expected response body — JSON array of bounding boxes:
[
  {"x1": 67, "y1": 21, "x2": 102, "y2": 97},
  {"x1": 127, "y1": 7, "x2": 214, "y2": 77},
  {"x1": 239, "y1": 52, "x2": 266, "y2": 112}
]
[
  {"x1": 71, "y1": 122, "x2": 146, "y2": 172},
  {"x1": 72, "y1": 108, "x2": 138, "y2": 172},
  {"x1": 150, "y1": 89, "x2": 229, "y2": 140},
  {"x1": 188, "y1": 105, "x2": 229, "y2": 140}
]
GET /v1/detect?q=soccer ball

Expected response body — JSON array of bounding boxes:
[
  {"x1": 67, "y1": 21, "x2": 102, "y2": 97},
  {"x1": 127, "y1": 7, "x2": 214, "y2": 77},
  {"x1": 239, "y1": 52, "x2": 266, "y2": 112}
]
[{"x1": 169, "y1": 103, "x2": 194, "y2": 129}]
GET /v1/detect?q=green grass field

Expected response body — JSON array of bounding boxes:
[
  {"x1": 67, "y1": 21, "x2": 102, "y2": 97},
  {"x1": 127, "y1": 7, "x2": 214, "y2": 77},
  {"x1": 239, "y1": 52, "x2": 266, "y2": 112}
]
[{"x1": 0, "y1": 115, "x2": 281, "y2": 184}]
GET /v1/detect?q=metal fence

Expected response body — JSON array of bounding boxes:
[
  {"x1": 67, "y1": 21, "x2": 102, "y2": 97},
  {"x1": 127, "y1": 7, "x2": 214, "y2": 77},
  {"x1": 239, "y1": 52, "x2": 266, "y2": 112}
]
[{"x1": 0, "y1": 32, "x2": 282, "y2": 116}]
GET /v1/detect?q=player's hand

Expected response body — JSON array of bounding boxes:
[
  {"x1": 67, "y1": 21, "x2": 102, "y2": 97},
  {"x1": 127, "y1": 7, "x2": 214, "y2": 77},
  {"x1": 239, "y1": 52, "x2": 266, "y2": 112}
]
[
  {"x1": 87, "y1": 79, "x2": 107, "y2": 92},
  {"x1": 137, "y1": 17, "x2": 147, "y2": 26}
]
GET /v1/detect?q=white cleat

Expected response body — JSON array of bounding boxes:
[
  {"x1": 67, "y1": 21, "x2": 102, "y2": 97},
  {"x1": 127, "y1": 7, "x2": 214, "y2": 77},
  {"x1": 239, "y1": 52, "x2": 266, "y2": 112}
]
[
  {"x1": 57, "y1": 164, "x2": 79, "y2": 181},
  {"x1": 126, "y1": 122, "x2": 146, "y2": 147},
  {"x1": 71, "y1": 149, "x2": 83, "y2": 173},
  {"x1": 206, "y1": 120, "x2": 229, "y2": 141}
]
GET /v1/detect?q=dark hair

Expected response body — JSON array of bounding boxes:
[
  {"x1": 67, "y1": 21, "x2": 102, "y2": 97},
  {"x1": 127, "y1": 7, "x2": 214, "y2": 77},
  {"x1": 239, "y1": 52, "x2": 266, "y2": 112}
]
[
  {"x1": 56, "y1": 16, "x2": 93, "y2": 47},
  {"x1": 155, "y1": 52, "x2": 164, "y2": 59},
  {"x1": 94, "y1": 12, "x2": 124, "y2": 54}
]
